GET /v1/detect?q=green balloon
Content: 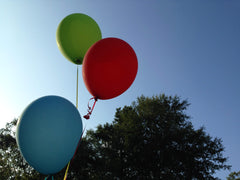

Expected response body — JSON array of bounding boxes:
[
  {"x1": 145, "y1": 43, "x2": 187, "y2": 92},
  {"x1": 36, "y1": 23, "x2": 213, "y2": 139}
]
[{"x1": 56, "y1": 13, "x2": 102, "y2": 64}]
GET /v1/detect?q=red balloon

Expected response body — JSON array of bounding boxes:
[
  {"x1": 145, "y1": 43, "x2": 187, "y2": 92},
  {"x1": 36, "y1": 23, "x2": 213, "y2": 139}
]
[{"x1": 82, "y1": 37, "x2": 138, "y2": 100}]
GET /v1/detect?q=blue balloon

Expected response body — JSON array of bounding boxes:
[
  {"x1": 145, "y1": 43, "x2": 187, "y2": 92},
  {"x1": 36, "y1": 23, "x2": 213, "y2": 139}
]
[{"x1": 16, "y1": 96, "x2": 83, "y2": 175}]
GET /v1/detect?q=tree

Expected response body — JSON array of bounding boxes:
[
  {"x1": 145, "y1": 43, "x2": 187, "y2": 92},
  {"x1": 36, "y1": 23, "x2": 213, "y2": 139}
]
[
  {"x1": 227, "y1": 171, "x2": 240, "y2": 180},
  {"x1": 0, "y1": 94, "x2": 231, "y2": 179},
  {"x1": 82, "y1": 94, "x2": 230, "y2": 179}
]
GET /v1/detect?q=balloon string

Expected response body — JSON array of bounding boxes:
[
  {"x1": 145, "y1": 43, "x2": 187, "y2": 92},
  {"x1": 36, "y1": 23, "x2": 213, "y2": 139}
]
[
  {"x1": 63, "y1": 163, "x2": 70, "y2": 180},
  {"x1": 63, "y1": 126, "x2": 86, "y2": 180},
  {"x1": 76, "y1": 65, "x2": 79, "y2": 109},
  {"x1": 63, "y1": 65, "x2": 79, "y2": 180},
  {"x1": 83, "y1": 97, "x2": 98, "y2": 119}
]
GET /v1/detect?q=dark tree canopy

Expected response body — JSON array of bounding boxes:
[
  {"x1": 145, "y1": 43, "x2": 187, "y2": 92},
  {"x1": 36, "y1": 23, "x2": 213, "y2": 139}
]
[
  {"x1": 0, "y1": 94, "x2": 230, "y2": 179},
  {"x1": 77, "y1": 94, "x2": 230, "y2": 179}
]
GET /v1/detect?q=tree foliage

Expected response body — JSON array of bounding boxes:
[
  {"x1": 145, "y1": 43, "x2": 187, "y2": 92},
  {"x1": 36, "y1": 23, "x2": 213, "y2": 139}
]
[
  {"x1": 227, "y1": 171, "x2": 240, "y2": 180},
  {"x1": 0, "y1": 94, "x2": 231, "y2": 179},
  {"x1": 69, "y1": 94, "x2": 231, "y2": 179}
]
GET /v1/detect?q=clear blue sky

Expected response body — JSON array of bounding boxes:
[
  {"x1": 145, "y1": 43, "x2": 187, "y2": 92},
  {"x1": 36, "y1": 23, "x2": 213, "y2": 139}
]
[{"x1": 0, "y1": 1, "x2": 239, "y2": 178}]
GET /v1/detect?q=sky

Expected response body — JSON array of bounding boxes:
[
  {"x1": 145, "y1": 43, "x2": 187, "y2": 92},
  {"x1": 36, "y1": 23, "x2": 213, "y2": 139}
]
[{"x1": 0, "y1": 0, "x2": 240, "y2": 178}]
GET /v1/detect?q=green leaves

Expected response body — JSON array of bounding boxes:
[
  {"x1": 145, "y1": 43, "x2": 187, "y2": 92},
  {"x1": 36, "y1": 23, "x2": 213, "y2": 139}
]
[
  {"x1": 227, "y1": 171, "x2": 240, "y2": 180},
  {"x1": 77, "y1": 94, "x2": 230, "y2": 179}
]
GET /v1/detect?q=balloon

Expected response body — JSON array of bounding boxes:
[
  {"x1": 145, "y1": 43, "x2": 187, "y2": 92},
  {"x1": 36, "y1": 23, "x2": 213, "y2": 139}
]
[
  {"x1": 82, "y1": 37, "x2": 138, "y2": 100},
  {"x1": 56, "y1": 13, "x2": 102, "y2": 65},
  {"x1": 16, "y1": 96, "x2": 83, "y2": 175}
]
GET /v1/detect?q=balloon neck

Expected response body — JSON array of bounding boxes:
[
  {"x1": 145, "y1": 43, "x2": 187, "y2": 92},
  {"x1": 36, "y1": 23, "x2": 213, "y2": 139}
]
[
  {"x1": 75, "y1": 59, "x2": 82, "y2": 64},
  {"x1": 83, "y1": 97, "x2": 98, "y2": 120},
  {"x1": 45, "y1": 175, "x2": 54, "y2": 180}
]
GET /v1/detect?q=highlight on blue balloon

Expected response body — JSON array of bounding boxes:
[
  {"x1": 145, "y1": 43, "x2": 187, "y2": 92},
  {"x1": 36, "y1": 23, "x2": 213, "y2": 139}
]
[{"x1": 16, "y1": 95, "x2": 83, "y2": 175}]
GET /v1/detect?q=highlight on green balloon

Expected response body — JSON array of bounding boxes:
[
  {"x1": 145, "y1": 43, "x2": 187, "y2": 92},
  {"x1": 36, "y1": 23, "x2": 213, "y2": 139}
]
[{"x1": 56, "y1": 13, "x2": 102, "y2": 65}]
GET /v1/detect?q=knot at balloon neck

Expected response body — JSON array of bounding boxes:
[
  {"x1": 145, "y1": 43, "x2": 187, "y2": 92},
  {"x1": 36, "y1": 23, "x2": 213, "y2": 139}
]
[
  {"x1": 75, "y1": 59, "x2": 82, "y2": 64},
  {"x1": 83, "y1": 97, "x2": 98, "y2": 120}
]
